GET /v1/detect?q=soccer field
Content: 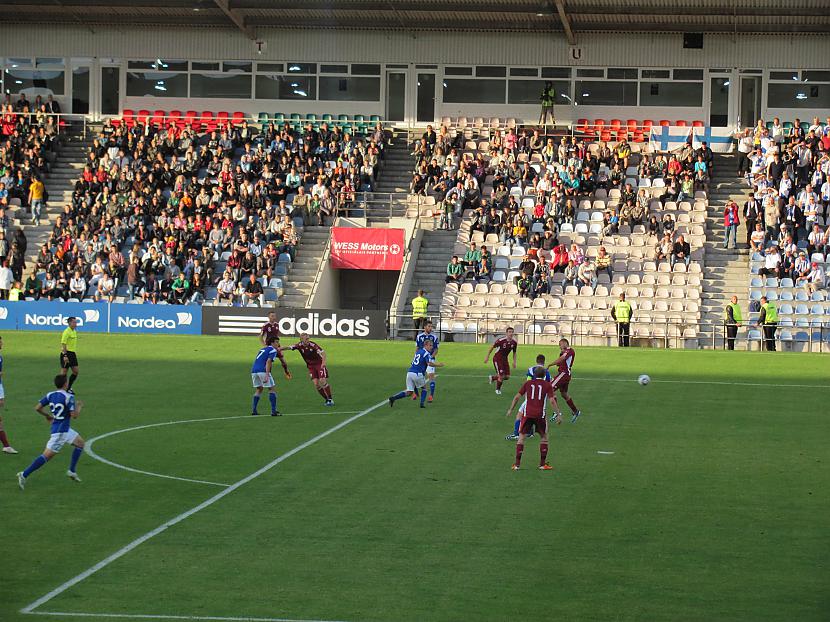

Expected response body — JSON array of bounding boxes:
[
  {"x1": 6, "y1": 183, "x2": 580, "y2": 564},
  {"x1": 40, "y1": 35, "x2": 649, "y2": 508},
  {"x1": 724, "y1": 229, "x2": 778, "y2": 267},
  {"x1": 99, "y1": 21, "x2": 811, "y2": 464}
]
[{"x1": 2, "y1": 332, "x2": 829, "y2": 622}]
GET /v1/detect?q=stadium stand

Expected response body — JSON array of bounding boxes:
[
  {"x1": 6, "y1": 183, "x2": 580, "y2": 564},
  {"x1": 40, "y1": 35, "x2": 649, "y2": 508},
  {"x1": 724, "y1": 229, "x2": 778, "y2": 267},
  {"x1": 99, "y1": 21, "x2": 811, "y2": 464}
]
[{"x1": 21, "y1": 111, "x2": 389, "y2": 305}]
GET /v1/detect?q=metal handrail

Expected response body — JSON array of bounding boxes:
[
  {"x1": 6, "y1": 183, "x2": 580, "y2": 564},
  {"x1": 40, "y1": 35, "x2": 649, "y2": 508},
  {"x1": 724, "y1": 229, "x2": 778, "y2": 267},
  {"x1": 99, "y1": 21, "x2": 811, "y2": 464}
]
[{"x1": 0, "y1": 111, "x2": 93, "y2": 138}]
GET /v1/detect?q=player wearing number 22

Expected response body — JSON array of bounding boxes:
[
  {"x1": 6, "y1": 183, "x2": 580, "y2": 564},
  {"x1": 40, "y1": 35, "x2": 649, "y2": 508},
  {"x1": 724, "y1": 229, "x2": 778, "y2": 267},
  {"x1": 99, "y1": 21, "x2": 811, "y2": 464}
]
[
  {"x1": 251, "y1": 336, "x2": 291, "y2": 416},
  {"x1": 506, "y1": 367, "x2": 555, "y2": 471},
  {"x1": 17, "y1": 375, "x2": 85, "y2": 490},
  {"x1": 388, "y1": 340, "x2": 445, "y2": 409}
]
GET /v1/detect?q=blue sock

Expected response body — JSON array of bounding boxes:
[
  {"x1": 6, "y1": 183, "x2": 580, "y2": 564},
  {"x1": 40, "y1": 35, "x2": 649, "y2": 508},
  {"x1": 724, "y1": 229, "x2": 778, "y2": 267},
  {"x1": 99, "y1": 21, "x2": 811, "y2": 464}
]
[
  {"x1": 23, "y1": 455, "x2": 47, "y2": 478},
  {"x1": 269, "y1": 392, "x2": 277, "y2": 414},
  {"x1": 390, "y1": 391, "x2": 407, "y2": 402},
  {"x1": 420, "y1": 389, "x2": 428, "y2": 406},
  {"x1": 70, "y1": 446, "x2": 83, "y2": 472},
  {"x1": 429, "y1": 381, "x2": 436, "y2": 397},
  {"x1": 252, "y1": 394, "x2": 261, "y2": 414},
  {"x1": 513, "y1": 419, "x2": 521, "y2": 435}
]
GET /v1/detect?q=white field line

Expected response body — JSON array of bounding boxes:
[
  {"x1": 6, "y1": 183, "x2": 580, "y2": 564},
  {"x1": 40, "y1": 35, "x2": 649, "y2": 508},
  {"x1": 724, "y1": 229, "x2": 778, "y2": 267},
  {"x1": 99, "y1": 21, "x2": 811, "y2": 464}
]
[
  {"x1": 21, "y1": 401, "x2": 387, "y2": 616},
  {"x1": 25, "y1": 612, "x2": 348, "y2": 622},
  {"x1": 85, "y1": 412, "x2": 360, "y2": 488},
  {"x1": 439, "y1": 373, "x2": 830, "y2": 389}
]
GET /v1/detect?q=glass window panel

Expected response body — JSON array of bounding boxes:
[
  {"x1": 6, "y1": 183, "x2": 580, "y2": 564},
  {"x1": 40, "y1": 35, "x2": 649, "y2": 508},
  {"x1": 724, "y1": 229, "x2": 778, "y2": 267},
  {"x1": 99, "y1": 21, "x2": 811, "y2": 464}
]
[
  {"x1": 190, "y1": 73, "x2": 251, "y2": 98},
  {"x1": 126, "y1": 71, "x2": 187, "y2": 97},
  {"x1": 508, "y1": 79, "x2": 571, "y2": 105},
  {"x1": 128, "y1": 59, "x2": 187, "y2": 71},
  {"x1": 768, "y1": 83, "x2": 830, "y2": 109},
  {"x1": 3, "y1": 69, "x2": 65, "y2": 95},
  {"x1": 36, "y1": 57, "x2": 64, "y2": 67},
  {"x1": 445, "y1": 67, "x2": 473, "y2": 76},
  {"x1": 256, "y1": 63, "x2": 284, "y2": 73},
  {"x1": 192, "y1": 62, "x2": 220, "y2": 71},
  {"x1": 607, "y1": 68, "x2": 637, "y2": 80},
  {"x1": 576, "y1": 68, "x2": 604, "y2": 78},
  {"x1": 575, "y1": 80, "x2": 637, "y2": 106},
  {"x1": 802, "y1": 71, "x2": 830, "y2": 82},
  {"x1": 673, "y1": 69, "x2": 703, "y2": 80},
  {"x1": 321, "y1": 64, "x2": 348, "y2": 74},
  {"x1": 351, "y1": 63, "x2": 380, "y2": 75},
  {"x1": 769, "y1": 71, "x2": 798, "y2": 81},
  {"x1": 639, "y1": 81, "x2": 703, "y2": 106},
  {"x1": 415, "y1": 65, "x2": 438, "y2": 69},
  {"x1": 286, "y1": 63, "x2": 316, "y2": 74},
  {"x1": 5, "y1": 58, "x2": 33, "y2": 68},
  {"x1": 542, "y1": 67, "x2": 571, "y2": 78},
  {"x1": 319, "y1": 76, "x2": 380, "y2": 101},
  {"x1": 510, "y1": 67, "x2": 538, "y2": 77},
  {"x1": 255, "y1": 75, "x2": 316, "y2": 100},
  {"x1": 642, "y1": 69, "x2": 670, "y2": 79},
  {"x1": 443, "y1": 78, "x2": 505, "y2": 103},
  {"x1": 222, "y1": 61, "x2": 251, "y2": 73},
  {"x1": 476, "y1": 66, "x2": 506, "y2": 77}
]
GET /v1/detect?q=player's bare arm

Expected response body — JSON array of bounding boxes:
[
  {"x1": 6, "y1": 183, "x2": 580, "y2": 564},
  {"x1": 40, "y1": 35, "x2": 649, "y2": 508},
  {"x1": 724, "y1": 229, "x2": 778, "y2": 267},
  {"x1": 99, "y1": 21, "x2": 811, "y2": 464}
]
[
  {"x1": 34, "y1": 403, "x2": 53, "y2": 422},
  {"x1": 319, "y1": 350, "x2": 327, "y2": 367},
  {"x1": 506, "y1": 392, "x2": 522, "y2": 417},
  {"x1": 276, "y1": 352, "x2": 292, "y2": 379},
  {"x1": 484, "y1": 344, "x2": 495, "y2": 363}
]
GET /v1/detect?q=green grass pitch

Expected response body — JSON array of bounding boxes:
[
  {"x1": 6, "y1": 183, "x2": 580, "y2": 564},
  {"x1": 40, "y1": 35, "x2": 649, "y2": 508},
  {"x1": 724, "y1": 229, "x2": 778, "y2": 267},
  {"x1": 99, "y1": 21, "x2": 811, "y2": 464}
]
[{"x1": 1, "y1": 332, "x2": 829, "y2": 622}]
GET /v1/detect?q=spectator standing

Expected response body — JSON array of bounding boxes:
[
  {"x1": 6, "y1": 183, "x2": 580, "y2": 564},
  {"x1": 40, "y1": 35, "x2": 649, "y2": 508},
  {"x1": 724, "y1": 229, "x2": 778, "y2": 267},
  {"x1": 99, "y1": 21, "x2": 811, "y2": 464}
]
[
  {"x1": 411, "y1": 289, "x2": 429, "y2": 332},
  {"x1": 611, "y1": 293, "x2": 633, "y2": 347},
  {"x1": 756, "y1": 296, "x2": 778, "y2": 352},
  {"x1": 723, "y1": 200, "x2": 740, "y2": 249},
  {"x1": 743, "y1": 193, "x2": 761, "y2": 248},
  {"x1": 28, "y1": 176, "x2": 45, "y2": 226},
  {"x1": 725, "y1": 295, "x2": 742, "y2": 351},
  {"x1": 0, "y1": 261, "x2": 12, "y2": 299}
]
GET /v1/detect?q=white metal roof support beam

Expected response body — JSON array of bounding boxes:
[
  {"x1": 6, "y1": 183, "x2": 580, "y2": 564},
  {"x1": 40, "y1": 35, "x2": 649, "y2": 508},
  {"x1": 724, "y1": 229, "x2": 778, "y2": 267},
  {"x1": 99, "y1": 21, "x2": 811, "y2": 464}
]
[
  {"x1": 213, "y1": 0, "x2": 256, "y2": 40},
  {"x1": 554, "y1": 0, "x2": 575, "y2": 44}
]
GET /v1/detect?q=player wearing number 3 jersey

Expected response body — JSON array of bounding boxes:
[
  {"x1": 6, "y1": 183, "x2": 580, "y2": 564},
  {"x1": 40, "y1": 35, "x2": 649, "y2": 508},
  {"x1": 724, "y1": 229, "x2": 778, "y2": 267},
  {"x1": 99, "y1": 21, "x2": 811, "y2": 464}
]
[
  {"x1": 17, "y1": 375, "x2": 85, "y2": 490},
  {"x1": 506, "y1": 367, "x2": 556, "y2": 471}
]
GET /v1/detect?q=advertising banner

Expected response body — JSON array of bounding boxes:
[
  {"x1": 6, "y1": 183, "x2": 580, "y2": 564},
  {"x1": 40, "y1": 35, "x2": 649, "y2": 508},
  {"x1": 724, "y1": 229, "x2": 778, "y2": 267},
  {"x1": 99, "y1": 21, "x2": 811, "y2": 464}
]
[
  {"x1": 330, "y1": 227, "x2": 405, "y2": 270},
  {"x1": 109, "y1": 304, "x2": 202, "y2": 335},
  {"x1": 0, "y1": 300, "x2": 107, "y2": 332},
  {"x1": 201, "y1": 307, "x2": 387, "y2": 340}
]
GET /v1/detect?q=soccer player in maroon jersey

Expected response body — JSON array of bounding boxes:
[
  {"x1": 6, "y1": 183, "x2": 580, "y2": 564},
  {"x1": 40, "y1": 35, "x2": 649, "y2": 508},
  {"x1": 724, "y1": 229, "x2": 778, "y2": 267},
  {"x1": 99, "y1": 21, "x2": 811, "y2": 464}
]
[
  {"x1": 260, "y1": 311, "x2": 280, "y2": 345},
  {"x1": 284, "y1": 332, "x2": 334, "y2": 406},
  {"x1": 546, "y1": 338, "x2": 582, "y2": 423},
  {"x1": 506, "y1": 366, "x2": 555, "y2": 470},
  {"x1": 484, "y1": 327, "x2": 517, "y2": 394}
]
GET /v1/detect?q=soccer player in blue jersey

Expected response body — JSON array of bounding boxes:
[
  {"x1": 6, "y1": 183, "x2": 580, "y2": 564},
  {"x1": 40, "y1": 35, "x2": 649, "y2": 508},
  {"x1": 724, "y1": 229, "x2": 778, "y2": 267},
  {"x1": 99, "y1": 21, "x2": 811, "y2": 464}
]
[
  {"x1": 389, "y1": 339, "x2": 445, "y2": 409},
  {"x1": 505, "y1": 354, "x2": 556, "y2": 440},
  {"x1": 251, "y1": 336, "x2": 291, "y2": 417},
  {"x1": 413, "y1": 320, "x2": 440, "y2": 402},
  {"x1": 17, "y1": 374, "x2": 84, "y2": 490}
]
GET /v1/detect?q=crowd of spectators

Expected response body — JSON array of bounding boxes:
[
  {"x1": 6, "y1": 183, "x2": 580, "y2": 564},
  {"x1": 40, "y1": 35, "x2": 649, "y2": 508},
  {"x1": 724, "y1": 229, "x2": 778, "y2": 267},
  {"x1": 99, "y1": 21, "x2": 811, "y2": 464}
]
[
  {"x1": 29, "y1": 112, "x2": 387, "y2": 304},
  {"x1": 739, "y1": 115, "x2": 830, "y2": 292}
]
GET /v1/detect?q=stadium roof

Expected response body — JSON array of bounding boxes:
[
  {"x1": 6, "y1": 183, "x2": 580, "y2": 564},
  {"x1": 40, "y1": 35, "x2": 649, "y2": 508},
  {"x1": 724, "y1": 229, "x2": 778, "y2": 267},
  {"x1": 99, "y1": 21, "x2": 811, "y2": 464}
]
[{"x1": 1, "y1": 0, "x2": 829, "y2": 41}]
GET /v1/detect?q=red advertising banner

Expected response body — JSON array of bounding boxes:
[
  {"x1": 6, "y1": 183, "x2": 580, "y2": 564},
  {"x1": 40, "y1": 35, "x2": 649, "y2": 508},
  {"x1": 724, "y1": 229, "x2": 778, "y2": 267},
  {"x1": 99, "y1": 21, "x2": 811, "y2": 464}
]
[{"x1": 330, "y1": 227, "x2": 405, "y2": 270}]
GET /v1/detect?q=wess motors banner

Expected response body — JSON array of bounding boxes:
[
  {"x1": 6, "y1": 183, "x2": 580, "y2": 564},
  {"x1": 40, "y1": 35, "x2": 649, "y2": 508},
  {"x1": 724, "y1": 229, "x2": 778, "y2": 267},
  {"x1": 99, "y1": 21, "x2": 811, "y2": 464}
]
[{"x1": 330, "y1": 227, "x2": 405, "y2": 270}]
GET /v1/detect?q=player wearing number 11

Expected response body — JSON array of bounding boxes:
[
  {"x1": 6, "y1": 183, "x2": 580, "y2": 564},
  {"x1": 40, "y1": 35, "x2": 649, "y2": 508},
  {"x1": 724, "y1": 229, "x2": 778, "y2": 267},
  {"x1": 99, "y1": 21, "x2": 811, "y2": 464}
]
[
  {"x1": 17, "y1": 375, "x2": 85, "y2": 490},
  {"x1": 506, "y1": 367, "x2": 555, "y2": 471}
]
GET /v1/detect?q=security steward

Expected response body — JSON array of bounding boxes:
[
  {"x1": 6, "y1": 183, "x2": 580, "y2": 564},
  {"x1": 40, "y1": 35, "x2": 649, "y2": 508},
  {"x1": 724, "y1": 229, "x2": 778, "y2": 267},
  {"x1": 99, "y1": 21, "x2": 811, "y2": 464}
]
[
  {"x1": 756, "y1": 296, "x2": 778, "y2": 352},
  {"x1": 611, "y1": 292, "x2": 633, "y2": 347},
  {"x1": 725, "y1": 295, "x2": 742, "y2": 350},
  {"x1": 411, "y1": 289, "x2": 429, "y2": 335}
]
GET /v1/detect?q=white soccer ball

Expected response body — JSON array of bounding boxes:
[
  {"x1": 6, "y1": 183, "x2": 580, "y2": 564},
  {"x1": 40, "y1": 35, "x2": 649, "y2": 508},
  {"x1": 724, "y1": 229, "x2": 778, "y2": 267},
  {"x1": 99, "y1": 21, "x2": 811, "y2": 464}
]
[{"x1": 638, "y1": 374, "x2": 651, "y2": 386}]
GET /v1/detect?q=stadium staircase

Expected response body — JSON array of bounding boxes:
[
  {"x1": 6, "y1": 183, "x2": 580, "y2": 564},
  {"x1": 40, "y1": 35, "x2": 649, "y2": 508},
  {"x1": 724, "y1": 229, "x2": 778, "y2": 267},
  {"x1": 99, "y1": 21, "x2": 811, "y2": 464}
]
[
  {"x1": 398, "y1": 229, "x2": 458, "y2": 337},
  {"x1": 699, "y1": 153, "x2": 751, "y2": 347},
  {"x1": 274, "y1": 226, "x2": 331, "y2": 308},
  {"x1": 363, "y1": 129, "x2": 427, "y2": 226},
  {"x1": 19, "y1": 130, "x2": 95, "y2": 278}
]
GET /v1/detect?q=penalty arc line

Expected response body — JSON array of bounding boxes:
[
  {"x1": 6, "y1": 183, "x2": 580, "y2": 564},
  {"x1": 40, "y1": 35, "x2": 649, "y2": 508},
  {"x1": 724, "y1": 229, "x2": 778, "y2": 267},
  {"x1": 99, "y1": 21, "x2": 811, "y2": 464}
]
[
  {"x1": 21, "y1": 400, "x2": 387, "y2": 616},
  {"x1": 85, "y1": 412, "x2": 361, "y2": 488}
]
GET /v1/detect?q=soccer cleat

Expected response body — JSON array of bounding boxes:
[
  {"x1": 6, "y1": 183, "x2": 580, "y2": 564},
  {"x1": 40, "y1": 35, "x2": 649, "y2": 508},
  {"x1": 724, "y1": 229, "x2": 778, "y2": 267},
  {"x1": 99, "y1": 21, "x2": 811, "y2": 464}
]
[
  {"x1": 526, "y1": 433, "x2": 534, "y2": 439},
  {"x1": 511, "y1": 464, "x2": 520, "y2": 471},
  {"x1": 495, "y1": 389, "x2": 502, "y2": 395},
  {"x1": 2, "y1": 446, "x2": 18, "y2": 454},
  {"x1": 67, "y1": 470, "x2": 81, "y2": 482},
  {"x1": 505, "y1": 433, "x2": 519, "y2": 440},
  {"x1": 411, "y1": 392, "x2": 418, "y2": 400},
  {"x1": 271, "y1": 411, "x2": 282, "y2": 417},
  {"x1": 571, "y1": 410, "x2": 582, "y2": 423},
  {"x1": 420, "y1": 403, "x2": 426, "y2": 409},
  {"x1": 539, "y1": 463, "x2": 554, "y2": 470},
  {"x1": 550, "y1": 412, "x2": 563, "y2": 425},
  {"x1": 325, "y1": 399, "x2": 334, "y2": 406},
  {"x1": 251, "y1": 412, "x2": 259, "y2": 416},
  {"x1": 427, "y1": 395, "x2": 433, "y2": 402},
  {"x1": 17, "y1": 472, "x2": 25, "y2": 490},
  {"x1": 489, "y1": 375, "x2": 494, "y2": 385},
  {"x1": 388, "y1": 397, "x2": 395, "y2": 408}
]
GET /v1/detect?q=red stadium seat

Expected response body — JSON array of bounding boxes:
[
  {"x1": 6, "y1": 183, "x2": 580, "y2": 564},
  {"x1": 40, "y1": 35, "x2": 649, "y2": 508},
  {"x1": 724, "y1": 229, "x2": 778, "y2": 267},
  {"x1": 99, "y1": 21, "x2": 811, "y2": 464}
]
[
  {"x1": 609, "y1": 119, "x2": 622, "y2": 131},
  {"x1": 216, "y1": 111, "x2": 230, "y2": 128},
  {"x1": 691, "y1": 120, "x2": 705, "y2": 127},
  {"x1": 576, "y1": 118, "x2": 589, "y2": 133},
  {"x1": 122, "y1": 109, "x2": 135, "y2": 128},
  {"x1": 659, "y1": 119, "x2": 671, "y2": 127},
  {"x1": 184, "y1": 110, "x2": 198, "y2": 130},
  {"x1": 593, "y1": 119, "x2": 606, "y2": 134},
  {"x1": 626, "y1": 119, "x2": 638, "y2": 131},
  {"x1": 642, "y1": 119, "x2": 654, "y2": 131},
  {"x1": 232, "y1": 111, "x2": 245, "y2": 126},
  {"x1": 600, "y1": 130, "x2": 612, "y2": 142},
  {"x1": 200, "y1": 111, "x2": 216, "y2": 131},
  {"x1": 632, "y1": 130, "x2": 645, "y2": 143},
  {"x1": 169, "y1": 110, "x2": 183, "y2": 127},
  {"x1": 136, "y1": 109, "x2": 150, "y2": 126},
  {"x1": 675, "y1": 120, "x2": 688, "y2": 127},
  {"x1": 151, "y1": 109, "x2": 165, "y2": 128},
  {"x1": 616, "y1": 129, "x2": 628, "y2": 141}
]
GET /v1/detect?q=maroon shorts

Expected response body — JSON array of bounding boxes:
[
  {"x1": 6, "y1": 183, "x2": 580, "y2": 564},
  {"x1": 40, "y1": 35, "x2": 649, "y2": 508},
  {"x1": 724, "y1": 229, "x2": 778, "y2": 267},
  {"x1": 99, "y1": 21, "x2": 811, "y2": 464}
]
[
  {"x1": 493, "y1": 358, "x2": 510, "y2": 378},
  {"x1": 308, "y1": 364, "x2": 329, "y2": 381},
  {"x1": 551, "y1": 371, "x2": 570, "y2": 394},
  {"x1": 519, "y1": 415, "x2": 546, "y2": 436}
]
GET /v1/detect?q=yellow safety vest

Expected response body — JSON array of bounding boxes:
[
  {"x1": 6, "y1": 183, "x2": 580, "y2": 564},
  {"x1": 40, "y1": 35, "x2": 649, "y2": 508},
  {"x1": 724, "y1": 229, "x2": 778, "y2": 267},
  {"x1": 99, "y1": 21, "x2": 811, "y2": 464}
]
[
  {"x1": 412, "y1": 296, "x2": 429, "y2": 318},
  {"x1": 762, "y1": 302, "x2": 778, "y2": 323},
  {"x1": 613, "y1": 301, "x2": 631, "y2": 322},
  {"x1": 726, "y1": 302, "x2": 742, "y2": 323}
]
